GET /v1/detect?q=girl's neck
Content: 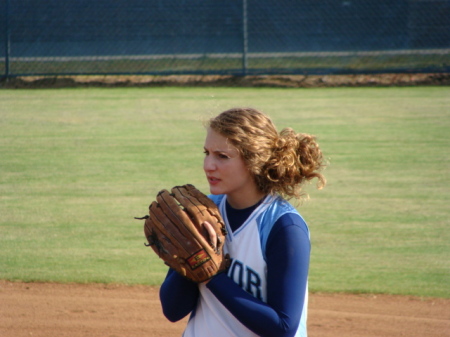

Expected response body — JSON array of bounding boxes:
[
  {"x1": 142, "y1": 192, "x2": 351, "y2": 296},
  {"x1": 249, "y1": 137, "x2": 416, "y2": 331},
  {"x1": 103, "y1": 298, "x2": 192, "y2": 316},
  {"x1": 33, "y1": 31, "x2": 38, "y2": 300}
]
[{"x1": 226, "y1": 189, "x2": 266, "y2": 210}]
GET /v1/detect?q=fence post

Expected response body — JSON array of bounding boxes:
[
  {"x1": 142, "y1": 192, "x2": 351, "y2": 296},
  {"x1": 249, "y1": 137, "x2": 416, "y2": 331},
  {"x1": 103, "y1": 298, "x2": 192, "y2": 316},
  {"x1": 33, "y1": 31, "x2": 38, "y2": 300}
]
[
  {"x1": 4, "y1": 0, "x2": 11, "y2": 79},
  {"x1": 242, "y1": 0, "x2": 248, "y2": 76}
]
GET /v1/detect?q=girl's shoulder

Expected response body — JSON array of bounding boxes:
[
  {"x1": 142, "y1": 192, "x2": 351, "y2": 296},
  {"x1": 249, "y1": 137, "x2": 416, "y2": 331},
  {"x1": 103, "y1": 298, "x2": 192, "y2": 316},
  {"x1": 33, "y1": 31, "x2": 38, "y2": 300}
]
[
  {"x1": 259, "y1": 195, "x2": 304, "y2": 227},
  {"x1": 258, "y1": 196, "x2": 309, "y2": 259}
]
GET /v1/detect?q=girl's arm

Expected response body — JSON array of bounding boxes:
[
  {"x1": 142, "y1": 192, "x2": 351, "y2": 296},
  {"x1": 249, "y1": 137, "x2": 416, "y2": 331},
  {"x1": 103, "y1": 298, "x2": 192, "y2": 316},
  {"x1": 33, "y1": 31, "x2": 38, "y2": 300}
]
[
  {"x1": 206, "y1": 213, "x2": 310, "y2": 337},
  {"x1": 159, "y1": 268, "x2": 200, "y2": 322}
]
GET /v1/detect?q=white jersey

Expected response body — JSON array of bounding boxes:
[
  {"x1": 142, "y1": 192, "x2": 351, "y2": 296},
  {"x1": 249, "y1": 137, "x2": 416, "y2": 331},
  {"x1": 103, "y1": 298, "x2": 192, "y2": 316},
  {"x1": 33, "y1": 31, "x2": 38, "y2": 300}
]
[{"x1": 183, "y1": 194, "x2": 309, "y2": 337}]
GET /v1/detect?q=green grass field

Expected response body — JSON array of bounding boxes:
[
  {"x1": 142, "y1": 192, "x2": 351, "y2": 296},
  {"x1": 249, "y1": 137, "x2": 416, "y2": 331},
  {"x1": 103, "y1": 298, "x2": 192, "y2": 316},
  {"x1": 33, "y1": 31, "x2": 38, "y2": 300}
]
[{"x1": 0, "y1": 86, "x2": 449, "y2": 298}]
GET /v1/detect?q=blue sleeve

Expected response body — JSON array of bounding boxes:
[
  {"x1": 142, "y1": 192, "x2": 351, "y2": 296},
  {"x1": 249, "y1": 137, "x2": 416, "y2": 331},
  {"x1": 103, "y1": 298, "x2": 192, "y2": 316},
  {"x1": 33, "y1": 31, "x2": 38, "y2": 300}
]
[
  {"x1": 206, "y1": 213, "x2": 310, "y2": 337},
  {"x1": 159, "y1": 268, "x2": 199, "y2": 322}
]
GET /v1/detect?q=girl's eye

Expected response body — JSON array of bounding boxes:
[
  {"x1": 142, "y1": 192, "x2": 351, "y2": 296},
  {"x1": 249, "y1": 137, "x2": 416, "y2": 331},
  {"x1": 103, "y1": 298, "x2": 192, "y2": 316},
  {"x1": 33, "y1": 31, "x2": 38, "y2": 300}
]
[{"x1": 204, "y1": 150, "x2": 229, "y2": 159}]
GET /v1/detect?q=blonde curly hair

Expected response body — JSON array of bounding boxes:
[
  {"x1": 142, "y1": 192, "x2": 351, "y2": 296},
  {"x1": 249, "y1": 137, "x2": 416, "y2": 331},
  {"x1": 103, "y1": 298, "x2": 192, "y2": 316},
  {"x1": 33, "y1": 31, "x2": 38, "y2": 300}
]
[{"x1": 207, "y1": 107, "x2": 326, "y2": 199}]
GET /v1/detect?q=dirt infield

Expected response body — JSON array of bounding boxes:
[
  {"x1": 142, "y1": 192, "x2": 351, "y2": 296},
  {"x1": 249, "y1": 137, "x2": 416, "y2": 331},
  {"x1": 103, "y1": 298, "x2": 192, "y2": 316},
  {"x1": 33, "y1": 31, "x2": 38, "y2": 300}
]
[{"x1": 1, "y1": 281, "x2": 448, "y2": 337}]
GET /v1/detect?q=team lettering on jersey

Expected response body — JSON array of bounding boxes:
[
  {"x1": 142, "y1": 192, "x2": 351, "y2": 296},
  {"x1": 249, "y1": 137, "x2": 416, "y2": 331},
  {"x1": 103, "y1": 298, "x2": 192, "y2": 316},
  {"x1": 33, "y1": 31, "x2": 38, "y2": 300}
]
[{"x1": 227, "y1": 258, "x2": 263, "y2": 301}]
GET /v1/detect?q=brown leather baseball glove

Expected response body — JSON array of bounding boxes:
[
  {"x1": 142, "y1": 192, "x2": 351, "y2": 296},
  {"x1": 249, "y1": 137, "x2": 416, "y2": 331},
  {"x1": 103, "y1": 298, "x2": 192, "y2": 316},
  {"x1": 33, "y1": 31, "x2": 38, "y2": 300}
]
[{"x1": 137, "y1": 184, "x2": 229, "y2": 283}]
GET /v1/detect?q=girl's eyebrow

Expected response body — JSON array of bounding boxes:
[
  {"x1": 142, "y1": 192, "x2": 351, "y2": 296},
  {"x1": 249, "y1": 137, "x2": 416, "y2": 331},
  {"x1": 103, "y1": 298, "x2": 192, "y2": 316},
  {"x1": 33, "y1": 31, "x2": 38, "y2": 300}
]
[{"x1": 204, "y1": 146, "x2": 228, "y2": 153}]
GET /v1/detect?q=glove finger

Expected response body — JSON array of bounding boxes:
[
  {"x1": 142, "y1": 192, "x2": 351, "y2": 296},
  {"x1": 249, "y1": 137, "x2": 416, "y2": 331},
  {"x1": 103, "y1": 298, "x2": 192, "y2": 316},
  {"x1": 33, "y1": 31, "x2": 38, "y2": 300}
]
[
  {"x1": 171, "y1": 185, "x2": 211, "y2": 237},
  {"x1": 182, "y1": 184, "x2": 227, "y2": 237},
  {"x1": 156, "y1": 189, "x2": 203, "y2": 240},
  {"x1": 147, "y1": 201, "x2": 197, "y2": 269},
  {"x1": 157, "y1": 189, "x2": 215, "y2": 256},
  {"x1": 148, "y1": 201, "x2": 214, "y2": 280},
  {"x1": 172, "y1": 185, "x2": 226, "y2": 240},
  {"x1": 149, "y1": 200, "x2": 201, "y2": 253},
  {"x1": 173, "y1": 185, "x2": 227, "y2": 254},
  {"x1": 183, "y1": 184, "x2": 218, "y2": 209}
]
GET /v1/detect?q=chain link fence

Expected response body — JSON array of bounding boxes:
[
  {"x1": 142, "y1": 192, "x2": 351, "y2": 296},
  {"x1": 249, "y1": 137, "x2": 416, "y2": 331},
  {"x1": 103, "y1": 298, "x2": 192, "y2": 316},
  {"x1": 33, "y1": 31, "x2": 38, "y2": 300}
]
[{"x1": 1, "y1": 0, "x2": 449, "y2": 78}]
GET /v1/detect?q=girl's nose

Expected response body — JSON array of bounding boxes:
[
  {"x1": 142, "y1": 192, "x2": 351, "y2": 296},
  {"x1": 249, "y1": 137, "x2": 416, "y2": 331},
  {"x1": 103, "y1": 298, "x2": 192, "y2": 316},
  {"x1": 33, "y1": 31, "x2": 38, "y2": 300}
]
[{"x1": 203, "y1": 156, "x2": 215, "y2": 172}]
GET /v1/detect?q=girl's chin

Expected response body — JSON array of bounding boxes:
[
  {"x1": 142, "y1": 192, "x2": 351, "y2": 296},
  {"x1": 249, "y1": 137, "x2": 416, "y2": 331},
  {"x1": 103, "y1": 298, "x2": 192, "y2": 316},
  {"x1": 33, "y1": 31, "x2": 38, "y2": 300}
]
[{"x1": 208, "y1": 185, "x2": 224, "y2": 195}]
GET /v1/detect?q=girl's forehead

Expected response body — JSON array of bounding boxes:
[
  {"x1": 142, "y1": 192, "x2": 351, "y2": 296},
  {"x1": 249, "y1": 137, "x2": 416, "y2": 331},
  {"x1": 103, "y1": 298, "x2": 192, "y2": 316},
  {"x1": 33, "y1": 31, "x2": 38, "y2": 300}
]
[{"x1": 204, "y1": 129, "x2": 238, "y2": 152}]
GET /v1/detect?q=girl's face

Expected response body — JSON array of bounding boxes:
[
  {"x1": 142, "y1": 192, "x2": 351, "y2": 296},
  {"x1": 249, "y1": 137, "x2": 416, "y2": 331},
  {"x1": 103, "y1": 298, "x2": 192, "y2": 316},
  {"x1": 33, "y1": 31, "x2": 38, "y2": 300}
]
[{"x1": 203, "y1": 128, "x2": 257, "y2": 208}]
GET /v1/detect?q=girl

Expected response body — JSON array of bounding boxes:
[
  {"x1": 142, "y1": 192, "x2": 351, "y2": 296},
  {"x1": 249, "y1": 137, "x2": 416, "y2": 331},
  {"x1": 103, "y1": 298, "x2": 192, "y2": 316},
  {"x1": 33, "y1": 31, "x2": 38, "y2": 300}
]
[{"x1": 160, "y1": 107, "x2": 326, "y2": 337}]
